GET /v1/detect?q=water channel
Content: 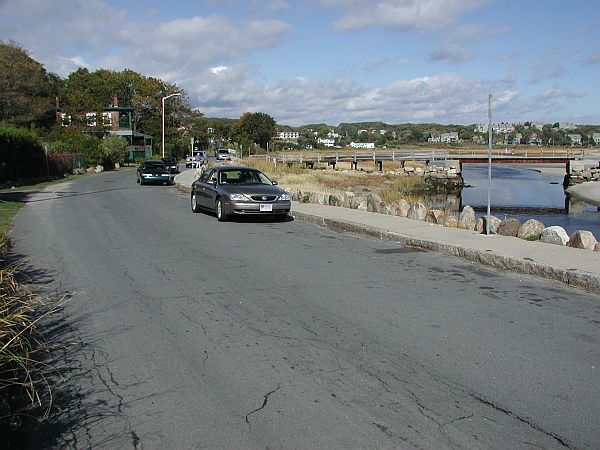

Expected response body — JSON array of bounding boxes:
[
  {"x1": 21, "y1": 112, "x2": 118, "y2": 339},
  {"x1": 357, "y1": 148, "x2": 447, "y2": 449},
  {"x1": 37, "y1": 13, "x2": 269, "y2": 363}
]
[{"x1": 427, "y1": 164, "x2": 600, "y2": 238}]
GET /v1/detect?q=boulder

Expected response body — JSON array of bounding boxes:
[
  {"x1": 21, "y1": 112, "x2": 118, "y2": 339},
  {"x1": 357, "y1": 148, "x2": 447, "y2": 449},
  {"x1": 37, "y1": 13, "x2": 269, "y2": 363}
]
[
  {"x1": 309, "y1": 192, "x2": 326, "y2": 205},
  {"x1": 476, "y1": 215, "x2": 502, "y2": 234},
  {"x1": 390, "y1": 199, "x2": 410, "y2": 217},
  {"x1": 570, "y1": 161, "x2": 585, "y2": 173},
  {"x1": 328, "y1": 193, "x2": 342, "y2": 207},
  {"x1": 95, "y1": 165, "x2": 104, "y2": 173},
  {"x1": 343, "y1": 192, "x2": 356, "y2": 208},
  {"x1": 367, "y1": 194, "x2": 386, "y2": 213},
  {"x1": 497, "y1": 218, "x2": 521, "y2": 237},
  {"x1": 567, "y1": 230, "x2": 598, "y2": 250},
  {"x1": 356, "y1": 199, "x2": 368, "y2": 211},
  {"x1": 458, "y1": 205, "x2": 476, "y2": 230},
  {"x1": 517, "y1": 219, "x2": 545, "y2": 241},
  {"x1": 595, "y1": 243, "x2": 600, "y2": 252},
  {"x1": 540, "y1": 226, "x2": 569, "y2": 246},
  {"x1": 444, "y1": 215, "x2": 459, "y2": 228},
  {"x1": 426, "y1": 209, "x2": 445, "y2": 224},
  {"x1": 351, "y1": 195, "x2": 365, "y2": 209},
  {"x1": 407, "y1": 202, "x2": 428, "y2": 221}
]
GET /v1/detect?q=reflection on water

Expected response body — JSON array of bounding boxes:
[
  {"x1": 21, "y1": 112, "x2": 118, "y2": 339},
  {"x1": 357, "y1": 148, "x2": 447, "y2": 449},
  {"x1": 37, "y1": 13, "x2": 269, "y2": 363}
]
[{"x1": 416, "y1": 164, "x2": 600, "y2": 237}]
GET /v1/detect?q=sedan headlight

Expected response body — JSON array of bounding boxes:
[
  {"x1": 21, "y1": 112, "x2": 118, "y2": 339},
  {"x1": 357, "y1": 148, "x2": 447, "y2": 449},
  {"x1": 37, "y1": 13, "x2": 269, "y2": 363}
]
[
  {"x1": 229, "y1": 193, "x2": 250, "y2": 201},
  {"x1": 278, "y1": 193, "x2": 291, "y2": 201}
]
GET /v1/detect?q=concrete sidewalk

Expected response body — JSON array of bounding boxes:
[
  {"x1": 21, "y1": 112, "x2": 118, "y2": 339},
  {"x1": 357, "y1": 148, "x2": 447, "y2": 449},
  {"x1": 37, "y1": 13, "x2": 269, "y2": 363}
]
[{"x1": 175, "y1": 168, "x2": 600, "y2": 293}]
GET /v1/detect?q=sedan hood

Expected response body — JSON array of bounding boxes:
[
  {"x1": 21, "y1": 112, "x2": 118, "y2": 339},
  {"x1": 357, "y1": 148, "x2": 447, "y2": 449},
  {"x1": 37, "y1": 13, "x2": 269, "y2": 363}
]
[{"x1": 220, "y1": 184, "x2": 284, "y2": 196}]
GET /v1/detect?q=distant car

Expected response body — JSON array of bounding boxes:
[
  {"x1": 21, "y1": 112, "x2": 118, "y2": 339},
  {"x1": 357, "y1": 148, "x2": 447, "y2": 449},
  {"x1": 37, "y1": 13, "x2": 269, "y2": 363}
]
[
  {"x1": 162, "y1": 157, "x2": 179, "y2": 173},
  {"x1": 137, "y1": 160, "x2": 174, "y2": 185},
  {"x1": 215, "y1": 148, "x2": 231, "y2": 161},
  {"x1": 190, "y1": 166, "x2": 291, "y2": 221}
]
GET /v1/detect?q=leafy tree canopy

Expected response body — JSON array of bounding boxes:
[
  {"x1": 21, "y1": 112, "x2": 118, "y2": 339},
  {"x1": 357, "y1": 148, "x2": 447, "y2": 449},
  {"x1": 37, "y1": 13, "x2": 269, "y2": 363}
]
[
  {"x1": 230, "y1": 112, "x2": 276, "y2": 150},
  {"x1": 0, "y1": 40, "x2": 59, "y2": 128}
]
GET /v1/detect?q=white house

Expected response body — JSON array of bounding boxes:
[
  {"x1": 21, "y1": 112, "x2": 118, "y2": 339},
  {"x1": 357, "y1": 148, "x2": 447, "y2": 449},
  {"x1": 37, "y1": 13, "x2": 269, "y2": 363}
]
[
  {"x1": 592, "y1": 133, "x2": 600, "y2": 145},
  {"x1": 350, "y1": 142, "x2": 375, "y2": 149},
  {"x1": 568, "y1": 134, "x2": 582, "y2": 145},
  {"x1": 277, "y1": 131, "x2": 299, "y2": 140},
  {"x1": 318, "y1": 138, "x2": 335, "y2": 147},
  {"x1": 429, "y1": 132, "x2": 459, "y2": 143}
]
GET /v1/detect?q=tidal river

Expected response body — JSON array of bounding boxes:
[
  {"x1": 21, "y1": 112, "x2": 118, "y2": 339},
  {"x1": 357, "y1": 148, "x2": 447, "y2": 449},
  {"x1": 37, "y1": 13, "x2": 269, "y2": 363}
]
[{"x1": 456, "y1": 164, "x2": 600, "y2": 238}]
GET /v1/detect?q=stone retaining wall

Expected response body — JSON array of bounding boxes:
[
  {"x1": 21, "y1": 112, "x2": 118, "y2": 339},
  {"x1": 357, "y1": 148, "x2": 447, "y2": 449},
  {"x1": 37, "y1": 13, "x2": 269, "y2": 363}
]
[{"x1": 289, "y1": 189, "x2": 600, "y2": 252}]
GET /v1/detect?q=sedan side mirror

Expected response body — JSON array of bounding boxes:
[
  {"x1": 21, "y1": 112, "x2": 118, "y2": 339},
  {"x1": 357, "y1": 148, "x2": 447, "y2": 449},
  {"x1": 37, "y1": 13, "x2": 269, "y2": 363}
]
[{"x1": 272, "y1": 180, "x2": 278, "y2": 185}]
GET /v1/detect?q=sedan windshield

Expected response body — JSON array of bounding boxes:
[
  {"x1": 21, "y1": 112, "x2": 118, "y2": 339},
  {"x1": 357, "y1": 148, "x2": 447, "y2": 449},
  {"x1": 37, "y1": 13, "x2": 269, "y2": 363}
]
[{"x1": 219, "y1": 170, "x2": 272, "y2": 185}]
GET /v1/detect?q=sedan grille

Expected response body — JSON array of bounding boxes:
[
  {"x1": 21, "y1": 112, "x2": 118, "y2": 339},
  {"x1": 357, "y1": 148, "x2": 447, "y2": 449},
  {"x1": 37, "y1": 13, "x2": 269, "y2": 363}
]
[{"x1": 250, "y1": 195, "x2": 277, "y2": 202}]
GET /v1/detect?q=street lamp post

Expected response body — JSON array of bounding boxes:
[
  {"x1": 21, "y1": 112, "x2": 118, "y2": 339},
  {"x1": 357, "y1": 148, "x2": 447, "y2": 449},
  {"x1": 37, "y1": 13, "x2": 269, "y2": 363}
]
[{"x1": 162, "y1": 93, "x2": 181, "y2": 158}]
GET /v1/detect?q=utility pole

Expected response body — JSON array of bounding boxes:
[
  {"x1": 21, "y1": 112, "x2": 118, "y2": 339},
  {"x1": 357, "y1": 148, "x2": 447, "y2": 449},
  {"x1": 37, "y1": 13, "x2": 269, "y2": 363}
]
[{"x1": 486, "y1": 94, "x2": 493, "y2": 236}]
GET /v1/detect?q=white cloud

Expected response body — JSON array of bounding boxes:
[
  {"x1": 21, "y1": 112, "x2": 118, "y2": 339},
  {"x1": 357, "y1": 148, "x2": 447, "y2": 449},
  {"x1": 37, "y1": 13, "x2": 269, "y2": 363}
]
[
  {"x1": 429, "y1": 44, "x2": 476, "y2": 64},
  {"x1": 451, "y1": 24, "x2": 511, "y2": 42},
  {"x1": 363, "y1": 56, "x2": 409, "y2": 73},
  {"x1": 101, "y1": 16, "x2": 291, "y2": 82},
  {"x1": 0, "y1": 0, "x2": 125, "y2": 75},
  {"x1": 321, "y1": 0, "x2": 489, "y2": 32},
  {"x1": 188, "y1": 70, "x2": 518, "y2": 125}
]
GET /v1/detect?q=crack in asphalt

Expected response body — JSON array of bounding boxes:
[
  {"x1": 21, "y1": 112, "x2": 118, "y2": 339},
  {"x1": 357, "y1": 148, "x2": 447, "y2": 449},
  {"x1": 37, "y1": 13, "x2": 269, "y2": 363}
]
[
  {"x1": 469, "y1": 393, "x2": 572, "y2": 448},
  {"x1": 244, "y1": 384, "x2": 281, "y2": 434},
  {"x1": 131, "y1": 430, "x2": 140, "y2": 449}
]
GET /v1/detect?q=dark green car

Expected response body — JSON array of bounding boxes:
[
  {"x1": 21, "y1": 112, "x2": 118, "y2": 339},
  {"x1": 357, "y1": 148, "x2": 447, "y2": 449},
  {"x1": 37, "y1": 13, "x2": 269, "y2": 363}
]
[{"x1": 136, "y1": 160, "x2": 174, "y2": 185}]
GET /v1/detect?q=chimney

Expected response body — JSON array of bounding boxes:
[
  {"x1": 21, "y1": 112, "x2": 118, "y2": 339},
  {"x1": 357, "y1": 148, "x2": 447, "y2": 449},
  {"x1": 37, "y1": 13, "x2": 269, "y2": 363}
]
[{"x1": 112, "y1": 96, "x2": 118, "y2": 107}]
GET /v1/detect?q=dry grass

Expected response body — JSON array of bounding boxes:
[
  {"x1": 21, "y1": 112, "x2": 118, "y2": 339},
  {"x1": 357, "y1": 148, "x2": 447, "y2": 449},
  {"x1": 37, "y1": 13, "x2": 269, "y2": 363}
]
[
  {"x1": 0, "y1": 235, "x2": 62, "y2": 430},
  {"x1": 241, "y1": 157, "x2": 428, "y2": 199}
]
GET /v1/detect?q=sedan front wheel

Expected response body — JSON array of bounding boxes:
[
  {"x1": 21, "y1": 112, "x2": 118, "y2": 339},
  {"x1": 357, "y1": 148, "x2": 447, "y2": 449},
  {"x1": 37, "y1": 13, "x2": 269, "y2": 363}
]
[
  {"x1": 216, "y1": 199, "x2": 227, "y2": 222},
  {"x1": 191, "y1": 192, "x2": 201, "y2": 213}
]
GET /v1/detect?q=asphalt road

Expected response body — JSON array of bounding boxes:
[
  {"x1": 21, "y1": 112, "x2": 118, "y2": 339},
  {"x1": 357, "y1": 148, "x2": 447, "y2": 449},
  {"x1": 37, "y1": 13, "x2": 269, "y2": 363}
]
[{"x1": 9, "y1": 168, "x2": 600, "y2": 449}]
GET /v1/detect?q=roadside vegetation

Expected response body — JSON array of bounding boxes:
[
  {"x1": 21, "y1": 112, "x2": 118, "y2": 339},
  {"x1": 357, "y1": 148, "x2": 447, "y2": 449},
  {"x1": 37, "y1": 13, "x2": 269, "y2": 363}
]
[
  {"x1": 0, "y1": 234, "x2": 60, "y2": 440},
  {"x1": 241, "y1": 158, "x2": 428, "y2": 202}
]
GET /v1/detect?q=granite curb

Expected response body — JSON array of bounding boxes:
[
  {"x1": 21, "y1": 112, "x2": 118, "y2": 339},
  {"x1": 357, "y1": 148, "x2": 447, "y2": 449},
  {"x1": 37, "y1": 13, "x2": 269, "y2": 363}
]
[{"x1": 291, "y1": 209, "x2": 600, "y2": 294}]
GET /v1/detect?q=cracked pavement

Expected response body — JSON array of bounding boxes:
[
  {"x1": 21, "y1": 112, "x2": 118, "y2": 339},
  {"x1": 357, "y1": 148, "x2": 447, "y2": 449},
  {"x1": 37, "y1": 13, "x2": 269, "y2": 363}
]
[{"x1": 9, "y1": 169, "x2": 600, "y2": 448}]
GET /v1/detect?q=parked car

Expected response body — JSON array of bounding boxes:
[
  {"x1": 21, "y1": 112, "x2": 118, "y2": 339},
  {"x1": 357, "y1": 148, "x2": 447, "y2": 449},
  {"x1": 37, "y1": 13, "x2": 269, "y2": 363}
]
[
  {"x1": 215, "y1": 148, "x2": 231, "y2": 161},
  {"x1": 162, "y1": 157, "x2": 179, "y2": 173},
  {"x1": 190, "y1": 166, "x2": 291, "y2": 221},
  {"x1": 136, "y1": 160, "x2": 174, "y2": 185}
]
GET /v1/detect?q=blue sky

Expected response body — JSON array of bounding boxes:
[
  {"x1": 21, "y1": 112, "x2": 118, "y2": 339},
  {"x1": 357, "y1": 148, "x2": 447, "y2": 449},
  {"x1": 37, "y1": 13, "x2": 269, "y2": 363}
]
[{"x1": 1, "y1": 0, "x2": 598, "y2": 126}]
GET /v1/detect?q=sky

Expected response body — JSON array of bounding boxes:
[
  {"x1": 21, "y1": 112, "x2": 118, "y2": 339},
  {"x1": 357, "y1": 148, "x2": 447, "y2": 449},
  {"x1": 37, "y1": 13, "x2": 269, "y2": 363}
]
[{"x1": 1, "y1": 0, "x2": 599, "y2": 126}]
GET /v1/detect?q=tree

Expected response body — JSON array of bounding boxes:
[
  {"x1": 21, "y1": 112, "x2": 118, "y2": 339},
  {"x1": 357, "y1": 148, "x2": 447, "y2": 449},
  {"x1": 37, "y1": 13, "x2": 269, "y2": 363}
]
[
  {"x1": 230, "y1": 112, "x2": 276, "y2": 150},
  {"x1": 99, "y1": 135, "x2": 129, "y2": 168},
  {"x1": 0, "y1": 40, "x2": 58, "y2": 128}
]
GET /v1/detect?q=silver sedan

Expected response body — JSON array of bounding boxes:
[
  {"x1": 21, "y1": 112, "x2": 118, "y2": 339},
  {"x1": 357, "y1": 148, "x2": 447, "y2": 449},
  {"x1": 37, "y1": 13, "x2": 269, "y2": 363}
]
[{"x1": 190, "y1": 166, "x2": 291, "y2": 221}]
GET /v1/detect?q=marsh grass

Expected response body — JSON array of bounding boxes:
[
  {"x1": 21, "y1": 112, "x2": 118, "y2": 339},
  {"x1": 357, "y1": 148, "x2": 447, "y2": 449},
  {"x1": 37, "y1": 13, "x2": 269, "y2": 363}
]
[{"x1": 242, "y1": 157, "x2": 428, "y2": 200}]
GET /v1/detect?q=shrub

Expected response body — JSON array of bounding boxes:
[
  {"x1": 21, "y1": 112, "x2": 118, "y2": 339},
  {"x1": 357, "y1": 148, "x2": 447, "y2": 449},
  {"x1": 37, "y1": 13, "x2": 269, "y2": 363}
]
[
  {"x1": 99, "y1": 135, "x2": 128, "y2": 168},
  {"x1": 0, "y1": 125, "x2": 45, "y2": 182}
]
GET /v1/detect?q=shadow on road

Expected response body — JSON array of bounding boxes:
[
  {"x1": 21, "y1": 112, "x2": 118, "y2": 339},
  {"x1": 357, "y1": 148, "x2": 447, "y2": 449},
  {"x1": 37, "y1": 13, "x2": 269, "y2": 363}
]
[{"x1": 3, "y1": 255, "x2": 157, "y2": 449}]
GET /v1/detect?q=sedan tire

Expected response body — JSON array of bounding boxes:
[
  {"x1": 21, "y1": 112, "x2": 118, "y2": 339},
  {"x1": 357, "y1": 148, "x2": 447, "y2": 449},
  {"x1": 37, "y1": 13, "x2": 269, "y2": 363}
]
[
  {"x1": 216, "y1": 199, "x2": 228, "y2": 222},
  {"x1": 191, "y1": 192, "x2": 201, "y2": 213}
]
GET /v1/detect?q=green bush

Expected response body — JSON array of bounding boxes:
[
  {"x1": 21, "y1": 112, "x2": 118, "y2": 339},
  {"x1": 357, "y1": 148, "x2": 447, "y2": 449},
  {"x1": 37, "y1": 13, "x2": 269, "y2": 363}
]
[
  {"x1": 99, "y1": 135, "x2": 128, "y2": 168},
  {"x1": 0, "y1": 125, "x2": 45, "y2": 182},
  {"x1": 46, "y1": 131, "x2": 101, "y2": 167}
]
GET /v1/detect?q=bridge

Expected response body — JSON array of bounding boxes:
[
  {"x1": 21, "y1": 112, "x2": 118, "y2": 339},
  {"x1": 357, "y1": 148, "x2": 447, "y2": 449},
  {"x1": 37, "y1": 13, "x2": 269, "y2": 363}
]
[{"x1": 270, "y1": 151, "x2": 582, "y2": 174}]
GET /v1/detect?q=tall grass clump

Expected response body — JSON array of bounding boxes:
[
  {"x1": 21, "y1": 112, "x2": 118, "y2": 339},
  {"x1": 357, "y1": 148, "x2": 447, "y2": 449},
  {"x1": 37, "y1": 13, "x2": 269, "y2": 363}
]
[
  {"x1": 0, "y1": 235, "x2": 57, "y2": 433},
  {"x1": 379, "y1": 176, "x2": 428, "y2": 204}
]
